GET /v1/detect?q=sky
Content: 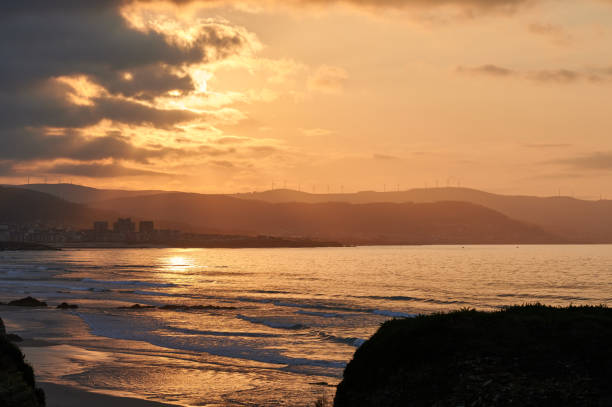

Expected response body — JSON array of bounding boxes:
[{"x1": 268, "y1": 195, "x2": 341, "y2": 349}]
[{"x1": 2, "y1": 0, "x2": 612, "y2": 198}]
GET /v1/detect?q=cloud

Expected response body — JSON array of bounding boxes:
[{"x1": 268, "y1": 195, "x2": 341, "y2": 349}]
[
  {"x1": 38, "y1": 162, "x2": 172, "y2": 178},
  {"x1": 457, "y1": 65, "x2": 612, "y2": 84},
  {"x1": 307, "y1": 65, "x2": 349, "y2": 94},
  {"x1": 373, "y1": 153, "x2": 400, "y2": 160},
  {"x1": 525, "y1": 69, "x2": 584, "y2": 84},
  {"x1": 0, "y1": 80, "x2": 200, "y2": 131},
  {"x1": 0, "y1": 3, "x2": 251, "y2": 91},
  {"x1": 456, "y1": 64, "x2": 516, "y2": 77},
  {"x1": 0, "y1": 0, "x2": 265, "y2": 181},
  {"x1": 135, "y1": 0, "x2": 533, "y2": 15},
  {"x1": 299, "y1": 128, "x2": 335, "y2": 137},
  {"x1": 523, "y1": 143, "x2": 572, "y2": 149},
  {"x1": 0, "y1": 129, "x2": 179, "y2": 163},
  {"x1": 527, "y1": 23, "x2": 572, "y2": 45},
  {"x1": 553, "y1": 152, "x2": 612, "y2": 171}
]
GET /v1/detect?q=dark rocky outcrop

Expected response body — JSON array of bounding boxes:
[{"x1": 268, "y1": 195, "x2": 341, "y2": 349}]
[
  {"x1": 334, "y1": 305, "x2": 612, "y2": 407},
  {"x1": 118, "y1": 304, "x2": 156, "y2": 310},
  {"x1": 7, "y1": 298, "x2": 47, "y2": 308},
  {"x1": 56, "y1": 303, "x2": 78, "y2": 310},
  {"x1": 6, "y1": 334, "x2": 23, "y2": 343},
  {"x1": 118, "y1": 304, "x2": 237, "y2": 311},
  {"x1": 0, "y1": 318, "x2": 45, "y2": 406}
]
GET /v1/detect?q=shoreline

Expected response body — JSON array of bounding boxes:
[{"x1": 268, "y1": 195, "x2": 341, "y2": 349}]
[
  {"x1": 3, "y1": 242, "x2": 612, "y2": 252},
  {"x1": 39, "y1": 382, "x2": 180, "y2": 407}
]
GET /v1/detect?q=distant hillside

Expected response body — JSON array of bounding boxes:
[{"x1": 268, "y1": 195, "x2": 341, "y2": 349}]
[
  {"x1": 16, "y1": 183, "x2": 612, "y2": 243},
  {"x1": 90, "y1": 193, "x2": 559, "y2": 244},
  {"x1": 236, "y1": 188, "x2": 612, "y2": 243},
  {"x1": 10, "y1": 183, "x2": 166, "y2": 204},
  {"x1": 0, "y1": 187, "x2": 114, "y2": 227}
]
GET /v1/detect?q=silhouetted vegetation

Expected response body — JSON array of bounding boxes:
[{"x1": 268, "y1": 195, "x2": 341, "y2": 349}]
[
  {"x1": 334, "y1": 305, "x2": 612, "y2": 407},
  {"x1": 0, "y1": 318, "x2": 45, "y2": 407}
]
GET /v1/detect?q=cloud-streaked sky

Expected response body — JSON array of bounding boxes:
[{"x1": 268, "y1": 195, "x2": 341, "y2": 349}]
[{"x1": 2, "y1": 0, "x2": 612, "y2": 197}]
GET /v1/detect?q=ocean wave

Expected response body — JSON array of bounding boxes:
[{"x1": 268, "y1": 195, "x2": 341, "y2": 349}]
[
  {"x1": 315, "y1": 331, "x2": 366, "y2": 347},
  {"x1": 236, "y1": 314, "x2": 308, "y2": 330},
  {"x1": 365, "y1": 295, "x2": 467, "y2": 305},
  {"x1": 82, "y1": 278, "x2": 176, "y2": 288},
  {"x1": 296, "y1": 310, "x2": 345, "y2": 318},
  {"x1": 111, "y1": 264, "x2": 157, "y2": 269},
  {"x1": 496, "y1": 293, "x2": 593, "y2": 301},
  {"x1": 131, "y1": 290, "x2": 179, "y2": 297},
  {"x1": 373, "y1": 310, "x2": 417, "y2": 318},
  {"x1": 166, "y1": 326, "x2": 279, "y2": 338},
  {"x1": 238, "y1": 296, "x2": 371, "y2": 314},
  {"x1": 0, "y1": 279, "x2": 110, "y2": 292},
  {"x1": 78, "y1": 312, "x2": 344, "y2": 371}
]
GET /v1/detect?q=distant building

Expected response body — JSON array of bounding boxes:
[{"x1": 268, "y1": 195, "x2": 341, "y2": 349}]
[
  {"x1": 94, "y1": 221, "x2": 109, "y2": 233},
  {"x1": 113, "y1": 218, "x2": 135, "y2": 233},
  {"x1": 0, "y1": 224, "x2": 9, "y2": 242},
  {"x1": 139, "y1": 221, "x2": 154, "y2": 234}
]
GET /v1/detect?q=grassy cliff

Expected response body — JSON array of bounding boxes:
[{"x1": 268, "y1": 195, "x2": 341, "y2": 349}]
[
  {"x1": 334, "y1": 305, "x2": 612, "y2": 407},
  {"x1": 0, "y1": 318, "x2": 45, "y2": 407}
]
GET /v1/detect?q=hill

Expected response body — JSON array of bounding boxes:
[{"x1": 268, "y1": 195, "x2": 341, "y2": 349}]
[
  {"x1": 236, "y1": 188, "x2": 612, "y2": 242},
  {"x1": 89, "y1": 193, "x2": 559, "y2": 244},
  {"x1": 0, "y1": 187, "x2": 114, "y2": 228},
  {"x1": 10, "y1": 184, "x2": 166, "y2": 204},
  {"x1": 334, "y1": 305, "x2": 612, "y2": 407}
]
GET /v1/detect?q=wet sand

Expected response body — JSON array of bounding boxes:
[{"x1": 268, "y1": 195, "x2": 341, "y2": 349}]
[{"x1": 40, "y1": 382, "x2": 180, "y2": 407}]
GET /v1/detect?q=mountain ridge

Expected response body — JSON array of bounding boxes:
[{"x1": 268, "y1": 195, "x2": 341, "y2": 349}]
[
  {"x1": 8, "y1": 183, "x2": 612, "y2": 242},
  {"x1": 88, "y1": 192, "x2": 561, "y2": 244}
]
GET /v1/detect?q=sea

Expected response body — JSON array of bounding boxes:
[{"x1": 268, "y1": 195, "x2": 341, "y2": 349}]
[{"x1": 1, "y1": 245, "x2": 611, "y2": 406}]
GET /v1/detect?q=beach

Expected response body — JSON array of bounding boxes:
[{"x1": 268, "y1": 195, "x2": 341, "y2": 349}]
[
  {"x1": 40, "y1": 382, "x2": 178, "y2": 407},
  {"x1": 1, "y1": 246, "x2": 611, "y2": 406}
]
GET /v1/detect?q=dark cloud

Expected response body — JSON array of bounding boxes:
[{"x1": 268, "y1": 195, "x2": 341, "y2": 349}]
[
  {"x1": 302, "y1": 0, "x2": 531, "y2": 12},
  {"x1": 92, "y1": 65, "x2": 195, "y2": 101},
  {"x1": 527, "y1": 23, "x2": 571, "y2": 45},
  {"x1": 0, "y1": 129, "x2": 178, "y2": 163},
  {"x1": 0, "y1": 3, "x2": 247, "y2": 91},
  {"x1": 0, "y1": 0, "x2": 252, "y2": 175},
  {"x1": 458, "y1": 65, "x2": 611, "y2": 84},
  {"x1": 554, "y1": 152, "x2": 612, "y2": 171},
  {"x1": 0, "y1": 80, "x2": 200, "y2": 130},
  {"x1": 526, "y1": 69, "x2": 583, "y2": 84},
  {"x1": 156, "y1": 0, "x2": 532, "y2": 13},
  {"x1": 40, "y1": 162, "x2": 172, "y2": 178},
  {"x1": 456, "y1": 64, "x2": 516, "y2": 76}
]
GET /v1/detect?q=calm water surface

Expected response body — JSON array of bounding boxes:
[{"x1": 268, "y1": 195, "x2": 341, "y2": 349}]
[{"x1": 1, "y1": 245, "x2": 611, "y2": 406}]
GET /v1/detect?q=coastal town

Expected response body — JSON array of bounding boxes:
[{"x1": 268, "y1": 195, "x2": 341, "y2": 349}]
[
  {"x1": 0, "y1": 218, "x2": 342, "y2": 249},
  {"x1": 0, "y1": 218, "x2": 179, "y2": 245}
]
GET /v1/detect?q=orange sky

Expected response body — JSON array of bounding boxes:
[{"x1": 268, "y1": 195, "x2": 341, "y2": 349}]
[{"x1": 2, "y1": 0, "x2": 612, "y2": 198}]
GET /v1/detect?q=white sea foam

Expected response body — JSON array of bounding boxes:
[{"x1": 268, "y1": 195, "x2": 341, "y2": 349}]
[
  {"x1": 78, "y1": 312, "x2": 345, "y2": 370},
  {"x1": 296, "y1": 310, "x2": 344, "y2": 318},
  {"x1": 236, "y1": 314, "x2": 308, "y2": 330},
  {"x1": 315, "y1": 331, "x2": 366, "y2": 347},
  {"x1": 373, "y1": 310, "x2": 417, "y2": 318}
]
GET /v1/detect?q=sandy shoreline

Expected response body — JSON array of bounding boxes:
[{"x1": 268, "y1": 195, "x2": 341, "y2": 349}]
[{"x1": 40, "y1": 382, "x2": 181, "y2": 407}]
